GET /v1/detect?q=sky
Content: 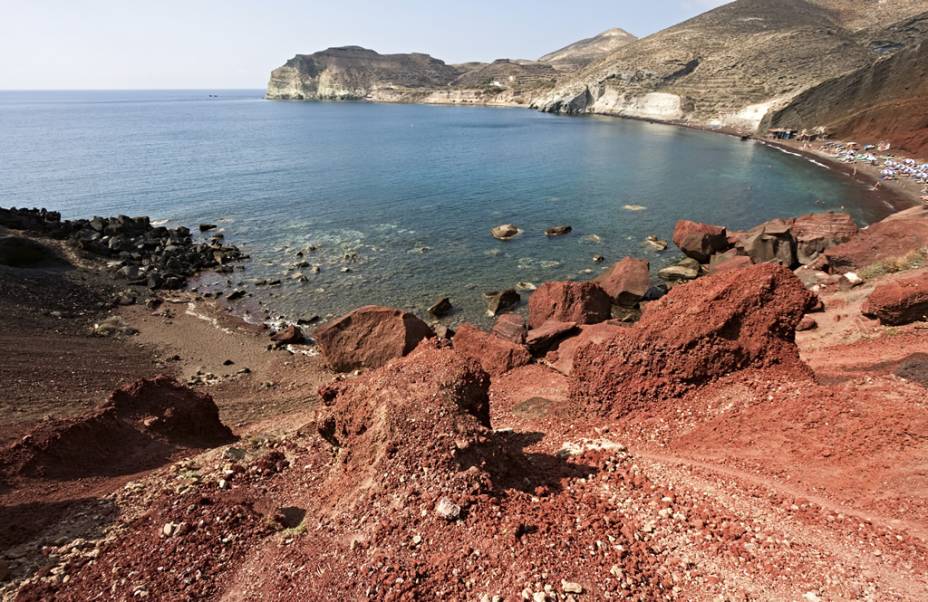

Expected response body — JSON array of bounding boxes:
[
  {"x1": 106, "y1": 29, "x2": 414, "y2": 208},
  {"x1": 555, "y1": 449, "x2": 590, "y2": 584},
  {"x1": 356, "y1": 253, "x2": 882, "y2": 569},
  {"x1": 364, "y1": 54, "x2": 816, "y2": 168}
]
[{"x1": 0, "y1": 0, "x2": 729, "y2": 90}]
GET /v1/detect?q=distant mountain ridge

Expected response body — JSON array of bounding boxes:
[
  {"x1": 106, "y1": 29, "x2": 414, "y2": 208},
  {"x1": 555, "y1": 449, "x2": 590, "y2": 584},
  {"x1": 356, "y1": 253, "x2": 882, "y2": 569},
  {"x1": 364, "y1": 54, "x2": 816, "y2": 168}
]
[{"x1": 266, "y1": 1, "x2": 928, "y2": 150}]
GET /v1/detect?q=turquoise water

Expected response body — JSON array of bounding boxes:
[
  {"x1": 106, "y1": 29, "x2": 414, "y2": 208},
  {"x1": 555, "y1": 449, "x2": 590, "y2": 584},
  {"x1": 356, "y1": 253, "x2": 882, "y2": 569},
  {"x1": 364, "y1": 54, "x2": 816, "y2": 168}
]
[{"x1": 0, "y1": 90, "x2": 893, "y2": 323}]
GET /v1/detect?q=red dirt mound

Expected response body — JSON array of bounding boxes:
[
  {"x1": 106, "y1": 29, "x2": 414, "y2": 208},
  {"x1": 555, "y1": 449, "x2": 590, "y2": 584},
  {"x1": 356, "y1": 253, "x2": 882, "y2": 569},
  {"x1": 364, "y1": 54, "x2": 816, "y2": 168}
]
[
  {"x1": 316, "y1": 341, "x2": 494, "y2": 511},
  {"x1": 570, "y1": 264, "x2": 814, "y2": 418},
  {"x1": 106, "y1": 374, "x2": 233, "y2": 446},
  {"x1": 0, "y1": 376, "x2": 233, "y2": 481}
]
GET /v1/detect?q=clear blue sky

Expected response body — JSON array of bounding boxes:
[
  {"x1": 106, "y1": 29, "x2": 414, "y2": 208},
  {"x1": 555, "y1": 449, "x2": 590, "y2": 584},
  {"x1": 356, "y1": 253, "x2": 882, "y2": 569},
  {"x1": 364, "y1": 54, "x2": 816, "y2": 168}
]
[{"x1": 0, "y1": 0, "x2": 728, "y2": 90}]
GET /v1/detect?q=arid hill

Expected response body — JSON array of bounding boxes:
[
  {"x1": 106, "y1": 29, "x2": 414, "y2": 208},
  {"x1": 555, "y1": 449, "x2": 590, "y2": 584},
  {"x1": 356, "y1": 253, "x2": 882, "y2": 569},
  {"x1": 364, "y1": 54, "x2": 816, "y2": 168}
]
[
  {"x1": 539, "y1": 27, "x2": 638, "y2": 71},
  {"x1": 532, "y1": 0, "x2": 928, "y2": 131}
]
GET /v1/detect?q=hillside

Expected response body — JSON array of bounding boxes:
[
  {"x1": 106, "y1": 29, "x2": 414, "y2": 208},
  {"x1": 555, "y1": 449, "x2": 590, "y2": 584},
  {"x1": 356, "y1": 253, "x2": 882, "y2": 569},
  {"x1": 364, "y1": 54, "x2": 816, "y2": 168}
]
[
  {"x1": 539, "y1": 27, "x2": 638, "y2": 70},
  {"x1": 532, "y1": 0, "x2": 928, "y2": 131}
]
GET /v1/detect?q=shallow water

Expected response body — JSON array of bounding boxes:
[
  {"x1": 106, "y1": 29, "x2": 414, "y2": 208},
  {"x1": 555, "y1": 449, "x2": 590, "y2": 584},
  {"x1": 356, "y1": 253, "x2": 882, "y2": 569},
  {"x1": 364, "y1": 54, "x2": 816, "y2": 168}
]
[{"x1": 0, "y1": 90, "x2": 894, "y2": 324}]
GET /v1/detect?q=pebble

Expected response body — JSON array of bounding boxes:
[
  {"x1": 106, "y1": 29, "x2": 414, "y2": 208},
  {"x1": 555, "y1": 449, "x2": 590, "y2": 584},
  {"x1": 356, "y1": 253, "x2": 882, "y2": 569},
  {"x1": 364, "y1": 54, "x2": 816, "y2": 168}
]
[{"x1": 561, "y1": 580, "x2": 583, "y2": 594}]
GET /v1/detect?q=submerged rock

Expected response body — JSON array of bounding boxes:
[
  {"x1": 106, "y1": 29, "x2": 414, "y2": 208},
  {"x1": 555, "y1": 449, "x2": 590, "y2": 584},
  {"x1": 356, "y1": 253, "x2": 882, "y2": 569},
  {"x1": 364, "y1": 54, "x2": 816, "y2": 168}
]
[
  {"x1": 544, "y1": 225, "x2": 572, "y2": 237},
  {"x1": 483, "y1": 289, "x2": 521, "y2": 316},
  {"x1": 490, "y1": 224, "x2": 520, "y2": 240},
  {"x1": 315, "y1": 305, "x2": 434, "y2": 372},
  {"x1": 428, "y1": 297, "x2": 453, "y2": 318}
]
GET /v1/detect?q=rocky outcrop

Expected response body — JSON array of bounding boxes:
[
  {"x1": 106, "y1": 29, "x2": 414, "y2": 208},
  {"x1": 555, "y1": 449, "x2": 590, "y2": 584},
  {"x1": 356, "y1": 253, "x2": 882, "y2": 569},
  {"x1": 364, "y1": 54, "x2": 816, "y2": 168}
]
[
  {"x1": 532, "y1": 0, "x2": 928, "y2": 131},
  {"x1": 539, "y1": 28, "x2": 638, "y2": 71},
  {"x1": 527, "y1": 281, "x2": 612, "y2": 328},
  {"x1": 570, "y1": 264, "x2": 814, "y2": 418},
  {"x1": 823, "y1": 206, "x2": 928, "y2": 274},
  {"x1": 315, "y1": 305, "x2": 434, "y2": 372},
  {"x1": 1, "y1": 376, "x2": 233, "y2": 480},
  {"x1": 862, "y1": 269, "x2": 928, "y2": 325},
  {"x1": 594, "y1": 257, "x2": 650, "y2": 307},
  {"x1": 673, "y1": 220, "x2": 729, "y2": 263},
  {"x1": 452, "y1": 324, "x2": 531, "y2": 376}
]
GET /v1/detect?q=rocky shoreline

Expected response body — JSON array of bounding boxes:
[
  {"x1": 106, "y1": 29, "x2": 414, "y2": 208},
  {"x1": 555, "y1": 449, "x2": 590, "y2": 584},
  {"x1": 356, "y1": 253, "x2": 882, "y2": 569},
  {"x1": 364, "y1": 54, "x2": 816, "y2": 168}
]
[{"x1": 3, "y1": 198, "x2": 928, "y2": 599}]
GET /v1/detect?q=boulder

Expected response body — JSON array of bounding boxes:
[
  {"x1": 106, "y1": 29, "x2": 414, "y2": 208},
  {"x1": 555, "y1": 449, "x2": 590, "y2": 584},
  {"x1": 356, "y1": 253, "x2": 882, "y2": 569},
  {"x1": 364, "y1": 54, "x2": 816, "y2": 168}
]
[
  {"x1": 862, "y1": 270, "x2": 928, "y2": 325},
  {"x1": 452, "y1": 324, "x2": 531, "y2": 376},
  {"x1": 490, "y1": 224, "x2": 520, "y2": 240},
  {"x1": 570, "y1": 264, "x2": 814, "y2": 418},
  {"x1": 595, "y1": 257, "x2": 650, "y2": 307},
  {"x1": 527, "y1": 281, "x2": 612, "y2": 328},
  {"x1": 428, "y1": 297, "x2": 452, "y2": 318},
  {"x1": 672, "y1": 220, "x2": 729, "y2": 263},
  {"x1": 791, "y1": 212, "x2": 858, "y2": 265},
  {"x1": 644, "y1": 235, "x2": 668, "y2": 251},
  {"x1": 708, "y1": 251, "x2": 754, "y2": 274},
  {"x1": 824, "y1": 206, "x2": 928, "y2": 273},
  {"x1": 796, "y1": 317, "x2": 818, "y2": 331},
  {"x1": 657, "y1": 264, "x2": 699, "y2": 282},
  {"x1": 525, "y1": 320, "x2": 579, "y2": 355},
  {"x1": 315, "y1": 305, "x2": 434, "y2": 372},
  {"x1": 271, "y1": 324, "x2": 304, "y2": 346},
  {"x1": 491, "y1": 313, "x2": 527, "y2": 344},
  {"x1": 483, "y1": 289, "x2": 520, "y2": 316},
  {"x1": 733, "y1": 218, "x2": 796, "y2": 267},
  {"x1": 545, "y1": 225, "x2": 572, "y2": 237},
  {"x1": 546, "y1": 322, "x2": 628, "y2": 376}
]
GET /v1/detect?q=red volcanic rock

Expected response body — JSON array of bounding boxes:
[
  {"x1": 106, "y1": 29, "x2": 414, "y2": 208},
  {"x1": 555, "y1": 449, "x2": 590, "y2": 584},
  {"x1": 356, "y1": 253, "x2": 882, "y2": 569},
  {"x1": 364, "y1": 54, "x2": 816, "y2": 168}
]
[
  {"x1": 796, "y1": 316, "x2": 818, "y2": 331},
  {"x1": 546, "y1": 321, "x2": 627, "y2": 375},
  {"x1": 595, "y1": 257, "x2": 650, "y2": 306},
  {"x1": 315, "y1": 305, "x2": 434, "y2": 372},
  {"x1": 525, "y1": 320, "x2": 578, "y2": 355},
  {"x1": 270, "y1": 324, "x2": 304, "y2": 345},
  {"x1": 315, "y1": 341, "x2": 493, "y2": 507},
  {"x1": 862, "y1": 269, "x2": 928, "y2": 325},
  {"x1": 570, "y1": 264, "x2": 814, "y2": 417},
  {"x1": 672, "y1": 220, "x2": 730, "y2": 263},
  {"x1": 106, "y1": 375, "x2": 234, "y2": 446},
  {"x1": 792, "y1": 212, "x2": 858, "y2": 265},
  {"x1": 491, "y1": 313, "x2": 527, "y2": 344},
  {"x1": 1, "y1": 376, "x2": 233, "y2": 480},
  {"x1": 708, "y1": 250, "x2": 754, "y2": 274},
  {"x1": 453, "y1": 323, "x2": 531, "y2": 376},
  {"x1": 527, "y1": 281, "x2": 612, "y2": 329},
  {"x1": 824, "y1": 206, "x2": 928, "y2": 273}
]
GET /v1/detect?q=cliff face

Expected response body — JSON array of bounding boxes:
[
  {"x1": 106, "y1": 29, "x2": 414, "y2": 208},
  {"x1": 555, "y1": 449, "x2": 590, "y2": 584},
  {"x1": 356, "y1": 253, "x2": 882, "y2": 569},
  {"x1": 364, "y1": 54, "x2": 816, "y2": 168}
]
[
  {"x1": 266, "y1": 46, "x2": 461, "y2": 101},
  {"x1": 538, "y1": 28, "x2": 638, "y2": 71},
  {"x1": 532, "y1": 0, "x2": 928, "y2": 131}
]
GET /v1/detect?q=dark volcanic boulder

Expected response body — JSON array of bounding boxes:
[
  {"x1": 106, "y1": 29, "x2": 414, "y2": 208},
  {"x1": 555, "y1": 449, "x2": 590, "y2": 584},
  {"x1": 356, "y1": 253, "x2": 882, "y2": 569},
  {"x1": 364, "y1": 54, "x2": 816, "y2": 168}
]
[
  {"x1": 452, "y1": 324, "x2": 532, "y2": 376},
  {"x1": 733, "y1": 218, "x2": 796, "y2": 267},
  {"x1": 672, "y1": 220, "x2": 729, "y2": 263},
  {"x1": 792, "y1": 212, "x2": 858, "y2": 265},
  {"x1": 594, "y1": 257, "x2": 650, "y2": 307},
  {"x1": 570, "y1": 264, "x2": 814, "y2": 418},
  {"x1": 862, "y1": 270, "x2": 928, "y2": 326},
  {"x1": 315, "y1": 305, "x2": 434, "y2": 372},
  {"x1": 527, "y1": 281, "x2": 612, "y2": 329},
  {"x1": 483, "y1": 289, "x2": 521, "y2": 316}
]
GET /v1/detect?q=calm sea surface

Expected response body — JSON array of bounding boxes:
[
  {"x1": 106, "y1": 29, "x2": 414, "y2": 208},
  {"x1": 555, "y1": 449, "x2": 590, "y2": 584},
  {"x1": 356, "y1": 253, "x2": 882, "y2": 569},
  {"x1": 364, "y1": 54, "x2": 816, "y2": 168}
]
[{"x1": 0, "y1": 90, "x2": 893, "y2": 324}]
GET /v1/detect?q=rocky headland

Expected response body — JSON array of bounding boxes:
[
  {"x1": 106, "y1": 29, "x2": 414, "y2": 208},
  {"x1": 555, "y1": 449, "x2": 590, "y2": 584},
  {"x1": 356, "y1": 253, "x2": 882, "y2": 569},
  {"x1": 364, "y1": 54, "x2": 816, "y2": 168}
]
[
  {"x1": 3, "y1": 196, "x2": 928, "y2": 598},
  {"x1": 267, "y1": 0, "x2": 928, "y2": 151}
]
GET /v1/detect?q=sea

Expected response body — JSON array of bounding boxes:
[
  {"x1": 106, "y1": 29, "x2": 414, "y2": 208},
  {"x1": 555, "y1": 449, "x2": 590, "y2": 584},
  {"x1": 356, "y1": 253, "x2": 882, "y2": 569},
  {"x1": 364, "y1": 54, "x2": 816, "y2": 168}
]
[{"x1": 0, "y1": 90, "x2": 895, "y2": 324}]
